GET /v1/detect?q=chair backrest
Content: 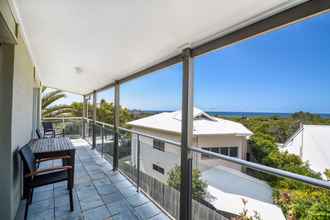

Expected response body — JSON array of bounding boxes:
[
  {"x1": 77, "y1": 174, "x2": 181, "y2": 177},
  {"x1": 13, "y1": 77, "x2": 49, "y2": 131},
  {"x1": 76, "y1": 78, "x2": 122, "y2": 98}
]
[
  {"x1": 42, "y1": 122, "x2": 54, "y2": 131},
  {"x1": 19, "y1": 144, "x2": 36, "y2": 173},
  {"x1": 36, "y1": 128, "x2": 42, "y2": 139}
]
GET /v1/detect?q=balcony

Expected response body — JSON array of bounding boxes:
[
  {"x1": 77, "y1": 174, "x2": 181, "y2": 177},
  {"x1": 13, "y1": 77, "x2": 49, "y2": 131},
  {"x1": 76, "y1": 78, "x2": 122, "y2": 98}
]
[{"x1": 2, "y1": 1, "x2": 330, "y2": 220}]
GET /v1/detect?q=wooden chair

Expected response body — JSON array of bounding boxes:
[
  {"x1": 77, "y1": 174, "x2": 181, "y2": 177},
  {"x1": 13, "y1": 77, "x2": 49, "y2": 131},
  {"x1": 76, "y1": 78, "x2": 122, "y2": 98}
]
[
  {"x1": 19, "y1": 144, "x2": 74, "y2": 220},
  {"x1": 42, "y1": 121, "x2": 65, "y2": 138}
]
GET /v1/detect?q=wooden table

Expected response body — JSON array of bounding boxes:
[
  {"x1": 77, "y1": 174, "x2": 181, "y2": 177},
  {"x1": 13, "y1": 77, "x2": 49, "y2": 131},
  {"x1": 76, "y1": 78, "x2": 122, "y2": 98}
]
[{"x1": 31, "y1": 137, "x2": 76, "y2": 186}]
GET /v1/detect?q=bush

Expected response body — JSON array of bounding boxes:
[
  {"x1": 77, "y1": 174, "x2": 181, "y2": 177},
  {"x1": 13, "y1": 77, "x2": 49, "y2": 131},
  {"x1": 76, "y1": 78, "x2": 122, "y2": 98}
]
[
  {"x1": 238, "y1": 114, "x2": 329, "y2": 219},
  {"x1": 167, "y1": 165, "x2": 208, "y2": 201}
]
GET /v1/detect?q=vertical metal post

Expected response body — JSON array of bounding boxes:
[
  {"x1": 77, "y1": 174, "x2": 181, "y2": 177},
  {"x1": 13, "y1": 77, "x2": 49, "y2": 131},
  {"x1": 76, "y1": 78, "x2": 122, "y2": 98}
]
[
  {"x1": 36, "y1": 87, "x2": 42, "y2": 131},
  {"x1": 136, "y1": 134, "x2": 141, "y2": 192},
  {"x1": 82, "y1": 95, "x2": 86, "y2": 138},
  {"x1": 62, "y1": 118, "x2": 65, "y2": 131},
  {"x1": 92, "y1": 91, "x2": 97, "y2": 149},
  {"x1": 180, "y1": 48, "x2": 194, "y2": 220},
  {"x1": 101, "y1": 125, "x2": 104, "y2": 157},
  {"x1": 86, "y1": 96, "x2": 89, "y2": 138},
  {"x1": 113, "y1": 81, "x2": 120, "y2": 171}
]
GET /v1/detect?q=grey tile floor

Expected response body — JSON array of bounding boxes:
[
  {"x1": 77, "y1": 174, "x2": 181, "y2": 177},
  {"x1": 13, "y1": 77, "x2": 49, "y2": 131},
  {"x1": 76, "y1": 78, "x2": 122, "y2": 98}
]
[{"x1": 27, "y1": 139, "x2": 171, "y2": 220}]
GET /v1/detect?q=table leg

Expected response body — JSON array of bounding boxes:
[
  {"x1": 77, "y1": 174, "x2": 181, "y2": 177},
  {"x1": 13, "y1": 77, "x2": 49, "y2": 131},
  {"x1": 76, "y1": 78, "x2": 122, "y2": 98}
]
[{"x1": 69, "y1": 149, "x2": 75, "y2": 187}]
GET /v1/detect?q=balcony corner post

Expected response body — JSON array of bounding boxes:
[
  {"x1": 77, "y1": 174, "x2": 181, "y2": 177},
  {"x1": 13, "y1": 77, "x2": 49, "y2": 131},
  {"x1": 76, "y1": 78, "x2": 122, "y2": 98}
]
[
  {"x1": 113, "y1": 80, "x2": 120, "y2": 171},
  {"x1": 180, "y1": 47, "x2": 193, "y2": 220}
]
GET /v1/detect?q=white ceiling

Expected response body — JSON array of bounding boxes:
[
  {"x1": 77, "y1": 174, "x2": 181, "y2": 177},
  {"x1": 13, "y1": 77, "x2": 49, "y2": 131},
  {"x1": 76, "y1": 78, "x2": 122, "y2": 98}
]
[{"x1": 12, "y1": 0, "x2": 306, "y2": 94}]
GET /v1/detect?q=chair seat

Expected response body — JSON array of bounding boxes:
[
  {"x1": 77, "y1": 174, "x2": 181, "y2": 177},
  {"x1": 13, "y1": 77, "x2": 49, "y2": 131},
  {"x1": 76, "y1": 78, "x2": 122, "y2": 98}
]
[{"x1": 27, "y1": 170, "x2": 69, "y2": 187}]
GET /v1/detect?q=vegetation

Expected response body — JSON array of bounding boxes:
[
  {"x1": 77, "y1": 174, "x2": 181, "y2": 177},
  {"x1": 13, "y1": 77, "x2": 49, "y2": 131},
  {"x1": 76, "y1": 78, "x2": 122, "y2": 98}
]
[
  {"x1": 41, "y1": 86, "x2": 133, "y2": 126},
  {"x1": 324, "y1": 169, "x2": 330, "y2": 181},
  {"x1": 67, "y1": 99, "x2": 133, "y2": 126},
  {"x1": 232, "y1": 199, "x2": 262, "y2": 220},
  {"x1": 167, "y1": 165, "x2": 208, "y2": 201},
  {"x1": 42, "y1": 87, "x2": 76, "y2": 117},
  {"x1": 228, "y1": 112, "x2": 330, "y2": 219}
]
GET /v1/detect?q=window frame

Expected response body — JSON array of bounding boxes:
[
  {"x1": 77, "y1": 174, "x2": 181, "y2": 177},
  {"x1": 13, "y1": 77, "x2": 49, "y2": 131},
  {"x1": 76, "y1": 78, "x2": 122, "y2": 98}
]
[
  {"x1": 153, "y1": 139, "x2": 165, "y2": 152},
  {"x1": 201, "y1": 146, "x2": 239, "y2": 159},
  {"x1": 152, "y1": 163, "x2": 165, "y2": 174}
]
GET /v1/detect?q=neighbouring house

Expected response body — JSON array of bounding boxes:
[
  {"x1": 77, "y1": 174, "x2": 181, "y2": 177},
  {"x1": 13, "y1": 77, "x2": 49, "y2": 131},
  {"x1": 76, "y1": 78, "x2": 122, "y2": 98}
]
[
  {"x1": 127, "y1": 108, "x2": 253, "y2": 182},
  {"x1": 283, "y1": 124, "x2": 330, "y2": 179},
  {"x1": 127, "y1": 108, "x2": 286, "y2": 220}
]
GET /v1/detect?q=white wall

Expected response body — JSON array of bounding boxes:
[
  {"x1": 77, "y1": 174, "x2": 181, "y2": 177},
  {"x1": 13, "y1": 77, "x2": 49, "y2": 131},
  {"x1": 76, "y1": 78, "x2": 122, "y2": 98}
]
[
  {"x1": 197, "y1": 135, "x2": 247, "y2": 171},
  {"x1": 11, "y1": 30, "x2": 38, "y2": 218},
  {"x1": 131, "y1": 128, "x2": 181, "y2": 183},
  {"x1": 0, "y1": 28, "x2": 40, "y2": 219},
  {"x1": 0, "y1": 41, "x2": 15, "y2": 220}
]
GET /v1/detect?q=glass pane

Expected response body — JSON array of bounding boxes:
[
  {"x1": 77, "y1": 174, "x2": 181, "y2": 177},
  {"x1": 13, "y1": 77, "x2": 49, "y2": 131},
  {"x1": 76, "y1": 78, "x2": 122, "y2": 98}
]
[
  {"x1": 220, "y1": 147, "x2": 228, "y2": 156},
  {"x1": 103, "y1": 126, "x2": 114, "y2": 164},
  {"x1": 229, "y1": 147, "x2": 238, "y2": 157},
  {"x1": 118, "y1": 129, "x2": 136, "y2": 181},
  {"x1": 138, "y1": 134, "x2": 181, "y2": 219}
]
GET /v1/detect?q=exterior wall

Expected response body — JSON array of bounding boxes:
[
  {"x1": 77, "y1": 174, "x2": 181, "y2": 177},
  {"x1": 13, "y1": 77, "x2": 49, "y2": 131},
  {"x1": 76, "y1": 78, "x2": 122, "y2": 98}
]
[
  {"x1": 0, "y1": 0, "x2": 17, "y2": 43},
  {"x1": 197, "y1": 135, "x2": 247, "y2": 171},
  {"x1": 11, "y1": 30, "x2": 39, "y2": 218},
  {"x1": 0, "y1": 41, "x2": 15, "y2": 220},
  {"x1": 131, "y1": 127, "x2": 181, "y2": 183},
  {"x1": 130, "y1": 126, "x2": 248, "y2": 183},
  {"x1": 0, "y1": 26, "x2": 40, "y2": 219}
]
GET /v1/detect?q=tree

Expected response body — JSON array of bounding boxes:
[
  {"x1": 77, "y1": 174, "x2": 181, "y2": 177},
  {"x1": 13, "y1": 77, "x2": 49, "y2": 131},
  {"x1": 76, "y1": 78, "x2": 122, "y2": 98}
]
[
  {"x1": 239, "y1": 114, "x2": 329, "y2": 219},
  {"x1": 42, "y1": 87, "x2": 76, "y2": 117},
  {"x1": 324, "y1": 169, "x2": 330, "y2": 181},
  {"x1": 167, "y1": 165, "x2": 208, "y2": 201},
  {"x1": 69, "y1": 99, "x2": 134, "y2": 127}
]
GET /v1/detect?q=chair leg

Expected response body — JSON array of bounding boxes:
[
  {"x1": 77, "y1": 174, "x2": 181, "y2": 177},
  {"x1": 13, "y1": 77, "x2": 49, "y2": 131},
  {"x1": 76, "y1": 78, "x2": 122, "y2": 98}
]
[
  {"x1": 28, "y1": 189, "x2": 33, "y2": 205},
  {"x1": 69, "y1": 188, "x2": 74, "y2": 211},
  {"x1": 24, "y1": 199, "x2": 29, "y2": 220},
  {"x1": 31, "y1": 189, "x2": 34, "y2": 204},
  {"x1": 24, "y1": 188, "x2": 33, "y2": 220}
]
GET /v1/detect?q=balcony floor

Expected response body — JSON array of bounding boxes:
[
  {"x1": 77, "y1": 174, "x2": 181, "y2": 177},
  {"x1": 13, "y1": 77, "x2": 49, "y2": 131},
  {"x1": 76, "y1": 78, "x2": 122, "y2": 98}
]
[{"x1": 27, "y1": 139, "x2": 170, "y2": 220}]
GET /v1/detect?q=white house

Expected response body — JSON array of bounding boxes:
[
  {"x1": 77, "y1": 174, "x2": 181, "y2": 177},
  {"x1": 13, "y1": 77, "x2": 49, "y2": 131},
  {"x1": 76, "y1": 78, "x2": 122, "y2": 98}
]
[
  {"x1": 283, "y1": 124, "x2": 330, "y2": 178},
  {"x1": 127, "y1": 108, "x2": 286, "y2": 220},
  {"x1": 127, "y1": 108, "x2": 253, "y2": 181}
]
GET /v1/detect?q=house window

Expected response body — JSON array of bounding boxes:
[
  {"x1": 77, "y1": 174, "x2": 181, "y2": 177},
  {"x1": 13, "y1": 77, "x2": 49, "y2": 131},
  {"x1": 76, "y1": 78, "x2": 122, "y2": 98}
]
[
  {"x1": 153, "y1": 139, "x2": 165, "y2": 151},
  {"x1": 152, "y1": 164, "x2": 164, "y2": 174},
  {"x1": 229, "y1": 147, "x2": 238, "y2": 157},
  {"x1": 202, "y1": 147, "x2": 239, "y2": 159},
  {"x1": 211, "y1": 148, "x2": 219, "y2": 153},
  {"x1": 220, "y1": 147, "x2": 239, "y2": 158},
  {"x1": 220, "y1": 147, "x2": 228, "y2": 155}
]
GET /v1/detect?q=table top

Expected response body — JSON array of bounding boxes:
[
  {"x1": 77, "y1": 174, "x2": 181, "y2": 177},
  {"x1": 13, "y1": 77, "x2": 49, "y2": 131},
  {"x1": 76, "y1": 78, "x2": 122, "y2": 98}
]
[{"x1": 31, "y1": 137, "x2": 74, "y2": 153}]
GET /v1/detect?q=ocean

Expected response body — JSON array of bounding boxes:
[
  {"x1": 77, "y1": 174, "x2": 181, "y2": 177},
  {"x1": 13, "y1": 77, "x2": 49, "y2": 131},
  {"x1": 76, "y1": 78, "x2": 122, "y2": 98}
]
[{"x1": 141, "y1": 110, "x2": 330, "y2": 119}]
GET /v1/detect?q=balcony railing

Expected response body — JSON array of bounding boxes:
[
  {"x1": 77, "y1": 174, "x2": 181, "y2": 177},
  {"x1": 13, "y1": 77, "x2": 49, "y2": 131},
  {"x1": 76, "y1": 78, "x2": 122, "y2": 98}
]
[{"x1": 42, "y1": 117, "x2": 330, "y2": 220}]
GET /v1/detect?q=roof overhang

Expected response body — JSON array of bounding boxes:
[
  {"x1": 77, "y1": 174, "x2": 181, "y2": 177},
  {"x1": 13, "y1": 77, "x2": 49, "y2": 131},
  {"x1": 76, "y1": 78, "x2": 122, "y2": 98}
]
[{"x1": 10, "y1": 0, "x2": 330, "y2": 95}]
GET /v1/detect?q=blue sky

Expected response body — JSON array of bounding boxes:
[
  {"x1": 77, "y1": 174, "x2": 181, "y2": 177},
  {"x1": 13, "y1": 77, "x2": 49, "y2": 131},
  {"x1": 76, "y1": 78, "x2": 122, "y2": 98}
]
[{"x1": 56, "y1": 12, "x2": 330, "y2": 113}]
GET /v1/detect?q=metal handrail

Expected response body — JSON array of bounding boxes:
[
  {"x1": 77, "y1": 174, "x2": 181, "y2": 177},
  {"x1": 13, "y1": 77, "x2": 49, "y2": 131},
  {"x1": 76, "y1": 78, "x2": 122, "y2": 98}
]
[
  {"x1": 117, "y1": 125, "x2": 330, "y2": 190},
  {"x1": 190, "y1": 147, "x2": 330, "y2": 190},
  {"x1": 82, "y1": 117, "x2": 114, "y2": 128},
  {"x1": 118, "y1": 126, "x2": 181, "y2": 147},
  {"x1": 44, "y1": 117, "x2": 330, "y2": 190},
  {"x1": 83, "y1": 116, "x2": 180, "y2": 146},
  {"x1": 42, "y1": 117, "x2": 82, "y2": 120}
]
